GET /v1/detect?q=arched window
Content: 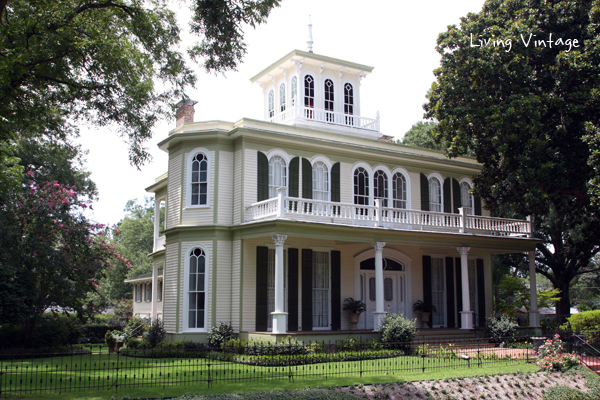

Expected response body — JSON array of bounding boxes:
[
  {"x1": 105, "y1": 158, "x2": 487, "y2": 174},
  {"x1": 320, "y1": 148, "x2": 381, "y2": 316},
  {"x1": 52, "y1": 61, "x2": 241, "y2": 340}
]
[
  {"x1": 268, "y1": 155, "x2": 287, "y2": 198},
  {"x1": 461, "y1": 181, "x2": 474, "y2": 215},
  {"x1": 324, "y1": 79, "x2": 334, "y2": 122},
  {"x1": 291, "y1": 77, "x2": 298, "y2": 106},
  {"x1": 279, "y1": 83, "x2": 286, "y2": 112},
  {"x1": 373, "y1": 170, "x2": 388, "y2": 207},
  {"x1": 392, "y1": 172, "x2": 407, "y2": 209},
  {"x1": 268, "y1": 90, "x2": 274, "y2": 118},
  {"x1": 354, "y1": 167, "x2": 369, "y2": 206},
  {"x1": 304, "y1": 75, "x2": 314, "y2": 119},
  {"x1": 191, "y1": 152, "x2": 208, "y2": 206},
  {"x1": 429, "y1": 177, "x2": 442, "y2": 212},
  {"x1": 344, "y1": 83, "x2": 354, "y2": 125},
  {"x1": 312, "y1": 161, "x2": 329, "y2": 201},
  {"x1": 187, "y1": 248, "x2": 206, "y2": 330}
]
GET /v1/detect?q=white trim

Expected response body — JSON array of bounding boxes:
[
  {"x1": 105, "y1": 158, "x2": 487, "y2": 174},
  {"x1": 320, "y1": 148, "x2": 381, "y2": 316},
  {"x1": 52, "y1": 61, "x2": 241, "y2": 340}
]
[
  {"x1": 311, "y1": 156, "x2": 332, "y2": 202},
  {"x1": 352, "y1": 162, "x2": 372, "y2": 206},
  {"x1": 391, "y1": 167, "x2": 412, "y2": 210},
  {"x1": 372, "y1": 165, "x2": 392, "y2": 207},
  {"x1": 266, "y1": 149, "x2": 291, "y2": 164},
  {"x1": 427, "y1": 172, "x2": 444, "y2": 213},
  {"x1": 182, "y1": 244, "x2": 210, "y2": 333},
  {"x1": 185, "y1": 147, "x2": 211, "y2": 209},
  {"x1": 311, "y1": 250, "x2": 332, "y2": 330}
]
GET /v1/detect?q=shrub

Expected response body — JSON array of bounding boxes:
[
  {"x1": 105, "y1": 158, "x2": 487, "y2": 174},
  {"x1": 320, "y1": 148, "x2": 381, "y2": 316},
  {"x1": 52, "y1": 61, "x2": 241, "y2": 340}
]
[
  {"x1": 208, "y1": 322, "x2": 234, "y2": 350},
  {"x1": 566, "y1": 310, "x2": 600, "y2": 343},
  {"x1": 123, "y1": 315, "x2": 148, "y2": 341},
  {"x1": 126, "y1": 337, "x2": 142, "y2": 349},
  {"x1": 543, "y1": 385, "x2": 588, "y2": 400},
  {"x1": 144, "y1": 317, "x2": 166, "y2": 348},
  {"x1": 245, "y1": 338, "x2": 307, "y2": 356},
  {"x1": 222, "y1": 338, "x2": 248, "y2": 354},
  {"x1": 483, "y1": 315, "x2": 517, "y2": 342},
  {"x1": 306, "y1": 341, "x2": 325, "y2": 354},
  {"x1": 537, "y1": 334, "x2": 580, "y2": 371},
  {"x1": 379, "y1": 313, "x2": 417, "y2": 349}
]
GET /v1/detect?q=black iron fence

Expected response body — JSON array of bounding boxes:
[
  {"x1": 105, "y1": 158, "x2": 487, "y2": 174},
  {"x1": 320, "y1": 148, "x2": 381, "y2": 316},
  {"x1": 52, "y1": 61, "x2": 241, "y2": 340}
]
[{"x1": 0, "y1": 335, "x2": 536, "y2": 397}]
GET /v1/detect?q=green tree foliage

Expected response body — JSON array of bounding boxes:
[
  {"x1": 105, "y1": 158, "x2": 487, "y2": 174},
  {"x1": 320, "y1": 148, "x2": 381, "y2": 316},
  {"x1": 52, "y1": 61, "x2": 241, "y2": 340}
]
[
  {"x1": 101, "y1": 198, "x2": 158, "y2": 301},
  {"x1": 401, "y1": 121, "x2": 444, "y2": 151},
  {"x1": 494, "y1": 275, "x2": 561, "y2": 317},
  {"x1": 424, "y1": 0, "x2": 600, "y2": 321},
  {"x1": 0, "y1": 0, "x2": 280, "y2": 167},
  {"x1": 0, "y1": 174, "x2": 125, "y2": 329}
]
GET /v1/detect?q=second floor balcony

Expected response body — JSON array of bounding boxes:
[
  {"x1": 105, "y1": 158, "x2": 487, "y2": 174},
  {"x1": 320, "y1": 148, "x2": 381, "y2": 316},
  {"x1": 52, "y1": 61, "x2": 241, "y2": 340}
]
[{"x1": 245, "y1": 192, "x2": 532, "y2": 237}]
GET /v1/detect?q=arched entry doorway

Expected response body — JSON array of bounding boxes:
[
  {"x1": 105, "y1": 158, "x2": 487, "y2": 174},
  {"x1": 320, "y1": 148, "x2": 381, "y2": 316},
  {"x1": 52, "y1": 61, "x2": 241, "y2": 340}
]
[{"x1": 354, "y1": 248, "x2": 412, "y2": 330}]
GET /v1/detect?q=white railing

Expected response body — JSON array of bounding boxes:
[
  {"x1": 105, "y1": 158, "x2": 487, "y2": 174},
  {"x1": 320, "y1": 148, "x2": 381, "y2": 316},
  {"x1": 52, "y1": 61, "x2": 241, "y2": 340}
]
[
  {"x1": 244, "y1": 194, "x2": 532, "y2": 237},
  {"x1": 269, "y1": 105, "x2": 380, "y2": 132}
]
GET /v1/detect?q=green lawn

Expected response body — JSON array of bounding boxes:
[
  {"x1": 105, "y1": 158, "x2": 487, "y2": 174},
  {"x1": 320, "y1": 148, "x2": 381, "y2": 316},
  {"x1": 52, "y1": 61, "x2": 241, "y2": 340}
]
[{"x1": 0, "y1": 349, "x2": 537, "y2": 399}]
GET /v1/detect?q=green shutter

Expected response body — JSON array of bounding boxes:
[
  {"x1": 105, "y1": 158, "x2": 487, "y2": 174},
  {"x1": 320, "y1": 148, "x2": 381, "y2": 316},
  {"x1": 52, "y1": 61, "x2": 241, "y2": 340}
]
[
  {"x1": 455, "y1": 258, "x2": 463, "y2": 328},
  {"x1": 288, "y1": 248, "x2": 299, "y2": 331},
  {"x1": 331, "y1": 162, "x2": 341, "y2": 202},
  {"x1": 443, "y1": 178, "x2": 452, "y2": 213},
  {"x1": 474, "y1": 196, "x2": 482, "y2": 215},
  {"x1": 477, "y1": 259, "x2": 486, "y2": 325},
  {"x1": 257, "y1": 151, "x2": 269, "y2": 202},
  {"x1": 255, "y1": 246, "x2": 269, "y2": 331},
  {"x1": 445, "y1": 257, "x2": 456, "y2": 328},
  {"x1": 420, "y1": 173, "x2": 429, "y2": 211},
  {"x1": 301, "y1": 249, "x2": 313, "y2": 331},
  {"x1": 331, "y1": 250, "x2": 341, "y2": 330},
  {"x1": 452, "y1": 178, "x2": 461, "y2": 213},
  {"x1": 302, "y1": 158, "x2": 313, "y2": 199},
  {"x1": 289, "y1": 157, "x2": 299, "y2": 198},
  {"x1": 422, "y1": 255, "x2": 432, "y2": 328}
]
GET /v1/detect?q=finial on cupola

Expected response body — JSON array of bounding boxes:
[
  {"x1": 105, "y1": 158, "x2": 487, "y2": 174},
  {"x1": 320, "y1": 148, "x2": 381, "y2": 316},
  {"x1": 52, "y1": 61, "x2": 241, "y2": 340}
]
[{"x1": 307, "y1": 15, "x2": 314, "y2": 53}]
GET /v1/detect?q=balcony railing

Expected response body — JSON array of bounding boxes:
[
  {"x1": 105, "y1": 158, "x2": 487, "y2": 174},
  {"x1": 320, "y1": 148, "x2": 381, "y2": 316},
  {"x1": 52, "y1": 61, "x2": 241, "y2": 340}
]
[
  {"x1": 269, "y1": 104, "x2": 380, "y2": 132},
  {"x1": 245, "y1": 193, "x2": 532, "y2": 237}
]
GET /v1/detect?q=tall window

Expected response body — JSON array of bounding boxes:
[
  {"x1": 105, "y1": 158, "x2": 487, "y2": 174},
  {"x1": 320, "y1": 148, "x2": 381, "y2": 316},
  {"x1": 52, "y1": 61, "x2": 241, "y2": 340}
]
[
  {"x1": 279, "y1": 83, "x2": 286, "y2": 112},
  {"x1": 144, "y1": 283, "x2": 152, "y2": 302},
  {"x1": 312, "y1": 161, "x2": 329, "y2": 201},
  {"x1": 157, "y1": 280, "x2": 163, "y2": 302},
  {"x1": 373, "y1": 170, "x2": 388, "y2": 207},
  {"x1": 304, "y1": 75, "x2": 314, "y2": 118},
  {"x1": 188, "y1": 248, "x2": 206, "y2": 329},
  {"x1": 135, "y1": 284, "x2": 142, "y2": 302},
  {"x1": 191, "y1": 153, "x2": 208, "y2": 206},
  {"x1": 291, "y1": 77, "x2": 298, "y2": 106},
  {"x1": 268, "y1": 155, "x2": 287, "y2": 198},
  {"x1": 431, "y1": 257, "x2": 445, "y2": 327},
  {"x1": 429, "y1": 177, "x2": 442, "y2": 212},
  {"x1": 353, "y1": 167, "x2": 369, "y2": 206},
  {"x1": 312, "y1": 251, "x2": 330, "y2": 329},
  {"x1": 268, "y1": 90, "x2": 275, "y2": 118},
  {"x1": 392, "y1": 172, "x2": 407, "y2": 209},
  {"x1": 324, "y1": 79, "x2": 334, "y2": 122},
  {"x1": 461, "y1": 181, "x2": 474, "y2": 215},
  {"x1": 344, "y1": 83, "x2": 354, "y2": 125}
]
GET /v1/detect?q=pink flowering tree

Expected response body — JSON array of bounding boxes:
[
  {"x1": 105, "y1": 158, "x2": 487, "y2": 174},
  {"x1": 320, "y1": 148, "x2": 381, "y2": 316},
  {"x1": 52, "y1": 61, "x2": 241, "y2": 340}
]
[{"x1": 0, "y1": 173, "x2": 126, "y2": 330}]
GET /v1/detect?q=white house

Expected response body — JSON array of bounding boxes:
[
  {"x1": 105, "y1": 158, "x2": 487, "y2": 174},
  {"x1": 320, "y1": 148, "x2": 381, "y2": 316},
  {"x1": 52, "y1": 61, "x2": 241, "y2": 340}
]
[{"x1": 127, "y1": 45, "x2": 541, "y2": 342}]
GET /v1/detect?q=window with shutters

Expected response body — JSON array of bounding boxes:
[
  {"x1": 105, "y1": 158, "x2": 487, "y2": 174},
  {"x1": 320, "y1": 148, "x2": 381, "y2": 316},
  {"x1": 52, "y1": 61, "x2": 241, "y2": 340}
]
[
  {"x1": 268, "y1": 155, "x2": 287, "y2": 198},
  {"x1": 312, "y1": 251, "x2": 330, "y2": 329},
  {"x1": 135, "y1": 284, "x2": 142, "y2": 302},
  {"x1": 187, "y1": 148, "x2": 210, "y2": 208},
  {"x1": 312, "y1": 161, "x2": 329, "y2": 201},
  {"x1": 429, "y1": 176, "x2": 442, "y2": 212},
  {"x1": 460, "y1": 181, "x2": 474, "y2": 215},
  {"x1": 144, "y1": 283, "x2": 152, "y2": 302},
  {"x1": 431, "y1": 257, "x2": 445, "y2": 327},
  {"x1": 185, "y1": 247, "x2": 208, "y2": 331}
]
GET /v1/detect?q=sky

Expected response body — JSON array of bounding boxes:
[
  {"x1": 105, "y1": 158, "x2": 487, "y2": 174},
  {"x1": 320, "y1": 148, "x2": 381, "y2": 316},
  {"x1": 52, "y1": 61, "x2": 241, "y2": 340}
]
[{"x1": 78, "y1": 0, "x2": 487, "y2": 226}]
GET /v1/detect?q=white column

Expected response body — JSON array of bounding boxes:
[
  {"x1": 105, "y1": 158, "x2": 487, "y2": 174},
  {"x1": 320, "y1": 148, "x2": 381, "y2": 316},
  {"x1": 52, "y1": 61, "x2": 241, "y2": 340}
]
[
  {"x1": 272, "y1": 235, "x2": 288, "y2": 333},
  {"x1": 153, "y1": 197, "x2": 161, "y2": 252},
  {"x1": 373, "y1": 242, "x2": 387, "y2": 331},
  {"x1": 151, "y1": 263, "x2": 158, "y2": 319},
  {"x1": 458, "y1": 247, "x2": 473, "y2": 329},
  {"x1": 528, "y1": 250, "x2": 540, "y2": 327}
]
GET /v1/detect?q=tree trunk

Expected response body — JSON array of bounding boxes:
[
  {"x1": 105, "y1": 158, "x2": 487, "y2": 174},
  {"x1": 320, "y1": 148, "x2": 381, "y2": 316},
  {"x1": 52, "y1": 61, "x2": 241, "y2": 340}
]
[{"x1": 555, "y1": 281, "x2": 571, "y2": 325}]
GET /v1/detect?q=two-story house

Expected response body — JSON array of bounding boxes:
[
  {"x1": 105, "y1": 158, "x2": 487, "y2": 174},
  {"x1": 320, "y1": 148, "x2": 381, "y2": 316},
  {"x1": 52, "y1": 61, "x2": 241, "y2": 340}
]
[{"x1": 127, "y1": 47, "x2": 540, "y2": 343}]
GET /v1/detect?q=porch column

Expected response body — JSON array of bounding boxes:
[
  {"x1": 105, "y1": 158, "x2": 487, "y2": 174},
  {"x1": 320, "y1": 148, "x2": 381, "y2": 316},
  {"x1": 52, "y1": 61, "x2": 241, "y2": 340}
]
[
  {"x1": 272, "y1": 235, "x2": 288, "y2": 334},
  {"x1": 153, "y1": 197, "x2": 161, "y2": 252},
  {"x1": 528, "y1": 251, "x2": 540, "y2": 327},
  {"x1": 373, "y1": 242, "x2": 387, "y2": 331},
  {"x1": 151, "y1": 263, "x2": 158, "y2": 319},
  {"x1": 458, "y1": 247, "x2": 473, "y2": 329}
]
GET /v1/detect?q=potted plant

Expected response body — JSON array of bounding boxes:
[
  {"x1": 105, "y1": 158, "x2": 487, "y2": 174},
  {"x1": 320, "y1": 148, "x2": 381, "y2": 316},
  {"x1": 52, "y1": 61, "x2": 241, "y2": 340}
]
[
  {"x1": 105, "y1": 330, "x2": 125, "y2": 352},
  {"x1": 413, "y1": 300, "x2": 437, "y2": 328},
  {"x1": 343, "y1": 297, "x2": 366, "y2": 330}
]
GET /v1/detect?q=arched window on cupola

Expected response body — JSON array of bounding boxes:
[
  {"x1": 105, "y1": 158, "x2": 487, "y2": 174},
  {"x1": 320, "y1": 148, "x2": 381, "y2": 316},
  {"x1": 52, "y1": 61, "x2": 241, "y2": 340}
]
[
  {"x1": 324, "y1": 79, "x2": 334, "y2": 122},
  {"x1": 304, "y1": 75, "x2": 314, "y2": 119},
  {"x1": 373, "y1": 170, "x2": 388, "y2": 207},
  {"x1": 291, "y1": 77, "x2": 298, "y2": 106},
  {"x1": 279, "y1": 83, "x2": 286, "y2": 112},
  {"x1": 344, "y1": 83, "x2": 354, "y2": 125},
  {"x1": 268, "y1": 90, "x2": 275, "y2": 118}
]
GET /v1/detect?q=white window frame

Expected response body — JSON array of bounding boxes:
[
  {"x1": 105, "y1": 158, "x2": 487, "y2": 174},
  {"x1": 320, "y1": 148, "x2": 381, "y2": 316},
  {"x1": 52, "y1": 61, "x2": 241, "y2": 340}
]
[
  {"x1": 183, "y1": 245, "x2": 210, "y2": 333},
  {"x1": 135, "y1": 284, "x2": 142, "y2": 303},
  {"x1": 267, "y1": 149, "x2": 290, "y2": 198},
  {"x1": 352, "y1": 162, "x2": 372, "y2": 206},
  {"x1": 186, "y1": 148, "x2": 211, "y2": 209},
  {"x1": 459, "y1": 178, "x2": 474, "y2": 215},
  {"x1": 428, "y1": 173, "x2": 444, "y2": 213},
  {"x1": 144, "y1": 282, "x2": 152, "y2": 302},
  {"x1": 391, "y1": 167, "x2": 411, "y2": 209},
  {"x1": 291, "y1": 76, "x2": 298, "y2": 106},
  {"x1": 279, "y1": 83, "x2": 286, "y2": 112},
  {"x1": 268, "y1": 89, "x2": 275, "y2": 118},
  {"x1": 311, "y1": 156, "x2": 332, "y2": 202},
  {"x1": 312, "y1": 250, "x2": 331, "y2": 330},
  {"x1": 372, "y1": 167, "x2": 390, "y2": 208}
]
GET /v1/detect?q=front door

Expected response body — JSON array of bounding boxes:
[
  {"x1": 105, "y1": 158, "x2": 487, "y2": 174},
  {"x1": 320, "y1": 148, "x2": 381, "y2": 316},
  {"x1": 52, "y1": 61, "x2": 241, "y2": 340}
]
[{"x1": 362, "y1": 272, "x2": 405, "y2": 329}]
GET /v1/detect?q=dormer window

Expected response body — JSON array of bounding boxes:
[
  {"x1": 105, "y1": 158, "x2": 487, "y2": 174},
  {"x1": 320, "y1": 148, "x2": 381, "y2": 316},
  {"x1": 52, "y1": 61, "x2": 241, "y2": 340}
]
[
  {"x1": 291, "y1": 77, "x2": 298, "y2": 106},
  {"x1": 279, "y1": 84, "x2": 286, "y2": 112},
  {"x1": 268, "y1": 90, "x2": 275, "y2": 118},
  {"x1": 304, "y1": 75, "x2": 314, "y2": 119},
  {"x1": 268, "y1": 155, "x2": 287, "y2": 198},
  {"x1": 324, "y1": 79, "x2": 334, "y2": 122}
]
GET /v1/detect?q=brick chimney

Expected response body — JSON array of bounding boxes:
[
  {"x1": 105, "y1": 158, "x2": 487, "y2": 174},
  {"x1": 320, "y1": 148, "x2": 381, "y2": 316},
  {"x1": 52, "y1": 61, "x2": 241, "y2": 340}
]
[{"x1": 175, "y1": 99, "x2": 197, "y2": 128}]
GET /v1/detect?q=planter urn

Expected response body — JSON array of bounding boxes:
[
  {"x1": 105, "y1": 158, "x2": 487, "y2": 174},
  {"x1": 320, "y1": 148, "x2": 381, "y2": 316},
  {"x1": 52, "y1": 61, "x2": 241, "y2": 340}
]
[{"x1": 348, "y1": 312, "x2": 360, "y2": 330}]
